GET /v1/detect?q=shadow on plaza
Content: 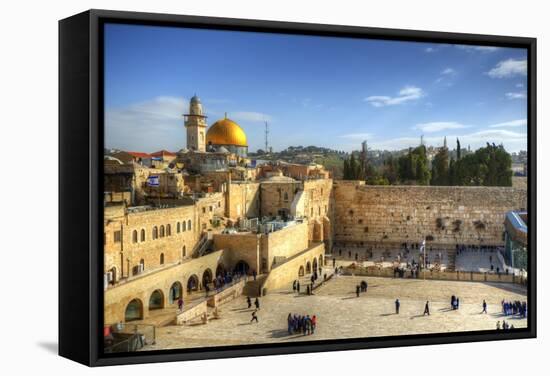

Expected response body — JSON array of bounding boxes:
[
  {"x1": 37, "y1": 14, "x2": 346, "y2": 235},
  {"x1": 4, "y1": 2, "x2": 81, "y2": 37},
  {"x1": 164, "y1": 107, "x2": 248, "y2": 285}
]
[{"x1": 267, "y1": 329, "x2": 311, "y2": 340}]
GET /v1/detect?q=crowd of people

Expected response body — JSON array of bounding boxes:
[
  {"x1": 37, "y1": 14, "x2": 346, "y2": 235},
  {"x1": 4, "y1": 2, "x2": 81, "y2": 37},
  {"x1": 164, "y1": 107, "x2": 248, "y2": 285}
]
[
  {"x1": 287, "y1": 313, "x2": 317, "y2": 335},
  {"x1": 502, "y1": 299, "x2": 527, "y2": 317}
]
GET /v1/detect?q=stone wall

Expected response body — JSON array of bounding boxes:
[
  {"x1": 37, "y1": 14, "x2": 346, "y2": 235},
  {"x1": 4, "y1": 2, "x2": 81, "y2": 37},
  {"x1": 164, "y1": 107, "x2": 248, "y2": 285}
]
[
  {"x1": 262, "y1": 243, "x2": 325, "y2": 292},
  {"x1": 227, "y1": 181, "x2": 261, "y2": 220},
  {"x1": 104, "y1": 204, "x2": 198, "y2": 282},
  {"x1": 104, "y1": 250, "x2": 227, "y2": 324},
  {"x1": 333, "y1": 182, "x2": 527, "y2": 247}
]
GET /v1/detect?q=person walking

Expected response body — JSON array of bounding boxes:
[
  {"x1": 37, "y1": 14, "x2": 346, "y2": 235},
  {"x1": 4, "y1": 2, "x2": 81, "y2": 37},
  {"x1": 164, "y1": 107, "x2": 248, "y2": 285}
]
[
  {"x1": 297, "y1": 281, "x2": 301, "y2": 293},
  {"x1": 482, "y1": 300, "x2": 487, "y2": 314},
  {"x1": 311, "y1": 315, "x2": 317, "y2": 334},
  {"x1": 287, "y1": 313, "x2": 293, "y2": 334},
  {"x1": 395, "y1": 299, "x2": 400, "y2": 314},
  {"x1": 250, "y1": 309, "x2": 258, "y2": 323},
  {"x1": 424, "y1": 301, "x2": 430, "y2": 316},
  {"x1": 292, "y1": 280, "x2": 297, "y2": 293},
  {"x1": 356, "y1": 285, "x2": 360, "y2": 298},
  {"x1": 247, "y1": 296, "x2": 252, "y2": 309},
  {"x1": 178, "y1": 297, "x2": 184, "y2": 312},
  {"x1": 254, "y1": 297, "x2": 260, "y2": 310}
]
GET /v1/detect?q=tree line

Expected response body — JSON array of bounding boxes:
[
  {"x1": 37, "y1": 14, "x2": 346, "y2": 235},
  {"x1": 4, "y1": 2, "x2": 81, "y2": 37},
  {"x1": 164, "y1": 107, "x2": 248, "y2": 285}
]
[{"x1": 343, "y1": 140, "x2": 513, "y2": 187}]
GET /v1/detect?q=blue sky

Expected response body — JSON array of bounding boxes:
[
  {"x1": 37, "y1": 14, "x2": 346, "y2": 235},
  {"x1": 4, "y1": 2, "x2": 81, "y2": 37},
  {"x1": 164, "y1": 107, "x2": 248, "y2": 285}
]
[{"x1": 104, "y1": 23, "x2": 528, "y2": 153}]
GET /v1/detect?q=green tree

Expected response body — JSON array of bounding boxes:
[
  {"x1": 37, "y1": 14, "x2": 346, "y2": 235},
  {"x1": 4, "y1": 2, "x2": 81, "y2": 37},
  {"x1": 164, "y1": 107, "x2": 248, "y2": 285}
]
[{"x1": 430, "y1": 146, "x2": 450, "y2": 185}]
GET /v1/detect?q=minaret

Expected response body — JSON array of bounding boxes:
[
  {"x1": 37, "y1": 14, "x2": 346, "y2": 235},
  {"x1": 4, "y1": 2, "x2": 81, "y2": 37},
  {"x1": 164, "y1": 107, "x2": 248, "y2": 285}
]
[{"x1": 184, "y1": 94, "x2": 208, "y2": 152}]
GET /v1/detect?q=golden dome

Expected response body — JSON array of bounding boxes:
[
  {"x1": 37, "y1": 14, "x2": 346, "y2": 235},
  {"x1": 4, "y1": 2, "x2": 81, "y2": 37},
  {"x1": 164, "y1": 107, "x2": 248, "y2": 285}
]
[{"x1": 206, "y1": 117, "x2": 248, "y2": 147}]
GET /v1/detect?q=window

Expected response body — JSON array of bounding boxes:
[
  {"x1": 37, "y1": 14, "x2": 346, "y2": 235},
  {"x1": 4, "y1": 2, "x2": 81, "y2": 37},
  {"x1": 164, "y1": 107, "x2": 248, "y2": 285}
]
[
  {"x1": 187, "y1": 220, "x2": 192, "y2": 230},
  {"x1": 114, "y1": 231, "x2": 122, "y2": 243},
  {"x1": 318, "y1": 207, "x2": 321, "y2": 216},
  {"x1": 140, "y1": 229, "x2": 146, "y2": 242},
  {"x1": 152, "y1": 226, "x2": 158, "y2": 240},
  {"x1": 160, "y1": 225, "x2": 165, "y2": 237},
  {"x1": 177, "y1": 222, "x2": 180, "y2": 233},
  {"x1": 166, "y1": 224, "x2": 171, "y2": 236},
  {"x1": 202, "y1": 207, "x2": 206, "y2": 214},
  {"x1": 209, "y1": 205, "x2": 213, "y2": 212},
  {"x1": 132, "y1": 230, "x2": 138, "y2": 243},
  {"x1": 160, "y1": 253, "x2": 165, "y2": 265},
  {"x1": 283, "y1": 192, "x2": 289, "y2": 202},
  {"x1": 182, "y1": 221, "x2": 186, "y2": 231},
  {"x1": 182, "y1": 245, "x2": 186, "y2": 257}
]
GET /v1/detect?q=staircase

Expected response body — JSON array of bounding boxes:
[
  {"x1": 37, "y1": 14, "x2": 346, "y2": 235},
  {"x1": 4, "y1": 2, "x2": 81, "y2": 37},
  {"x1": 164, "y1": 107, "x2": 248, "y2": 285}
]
[{"x1": 192, "y1": 234, "x2": 213, "y2": 258}]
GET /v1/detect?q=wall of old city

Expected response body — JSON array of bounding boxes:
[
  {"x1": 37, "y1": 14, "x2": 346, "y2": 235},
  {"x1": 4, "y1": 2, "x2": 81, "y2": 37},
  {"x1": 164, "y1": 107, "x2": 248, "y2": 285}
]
[
  {"x1": 262, "y1": 221, "x2": 310, "y2": 270},
  {"x1": 212, "y1": 232, "x2": 261, "y2": 273},
  {"x1": 333, "y1": 181, "x2": 527, "y2": 247},
  {"x1": 104, "y1": 250, "x2": 228, "y2": 324}
]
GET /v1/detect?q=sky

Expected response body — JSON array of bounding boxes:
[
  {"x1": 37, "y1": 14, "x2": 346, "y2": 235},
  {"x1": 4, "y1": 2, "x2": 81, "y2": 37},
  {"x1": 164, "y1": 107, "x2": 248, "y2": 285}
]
[{"x1": 104, "y1": 23, "x2": 528, "y2": 153}]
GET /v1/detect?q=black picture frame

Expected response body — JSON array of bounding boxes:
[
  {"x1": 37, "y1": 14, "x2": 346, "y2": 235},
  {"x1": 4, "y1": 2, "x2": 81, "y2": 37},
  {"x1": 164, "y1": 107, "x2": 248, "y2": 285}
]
[{"x1": 59, "y1": 9, "x2": 537, "y2": 367}]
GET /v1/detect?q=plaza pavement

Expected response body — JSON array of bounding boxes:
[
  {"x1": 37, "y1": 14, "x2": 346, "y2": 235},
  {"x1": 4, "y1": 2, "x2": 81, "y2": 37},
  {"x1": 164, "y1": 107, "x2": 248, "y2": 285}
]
[{"x1": 143, "y1": 275, "x2": 528, "y2": 351}]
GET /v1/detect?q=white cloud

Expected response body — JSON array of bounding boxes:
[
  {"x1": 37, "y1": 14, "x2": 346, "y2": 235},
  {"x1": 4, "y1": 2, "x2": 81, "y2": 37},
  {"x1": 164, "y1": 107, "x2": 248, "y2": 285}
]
[
  {"x1": 488, "y1": 119, "x2": 527, "y2": 128},
  {"x1": 441, "y1": 68, "x2": 456, "y2": 75},
  {"x1": 105, "y1": 96, "x2": 187, "y2": 152},
  {"x1": 369, "y1": 129, "x2": 526, "y2": 152},
  {"x1": 505, "y1": 92, "x2": 527, "y2": 100},
  {"x1": 487, "y1": 59, "x2": 527, "y2": 78},
  {"x1": 365, "y1": 86, "x2": 425, "y2": 107},
  {"x1": 339, "y1": 132, "x2": 373, "y2": 140},
  {"x1": 424, "y1": 47, "x2": 435, "y2": 53},
  {"x1": 455, "y1": 45, "x2": 500, "y2": 52},
  {"x1": 414, "y1": 121, "x2": 470, "y2": 133},
  {"x1": 230, "y1": 111, "x2": 272, "y2": 122}
]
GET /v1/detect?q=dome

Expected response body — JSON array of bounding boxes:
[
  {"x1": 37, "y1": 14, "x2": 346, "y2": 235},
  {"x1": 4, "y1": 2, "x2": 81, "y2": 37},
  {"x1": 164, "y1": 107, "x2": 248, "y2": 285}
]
[
  {"x1": 190, "y1": 94, "x2": 201, "y2": 104},
  {"x1": 206, "y1": 117, "x2": 248, "y2": 147}
]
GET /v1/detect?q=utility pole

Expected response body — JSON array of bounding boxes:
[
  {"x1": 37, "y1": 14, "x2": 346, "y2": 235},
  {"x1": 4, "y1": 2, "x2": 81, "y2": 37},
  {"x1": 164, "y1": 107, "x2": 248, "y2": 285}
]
[{"x1": 265, "y1": 121, "x2": 269, "y2": 154}]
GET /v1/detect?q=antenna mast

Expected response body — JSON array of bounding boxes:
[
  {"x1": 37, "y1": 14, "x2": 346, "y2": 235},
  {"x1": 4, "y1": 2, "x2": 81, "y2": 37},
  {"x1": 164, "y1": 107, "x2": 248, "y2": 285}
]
[{"x1": 265, "y1": 121, "x2": 269, "y2": 154}]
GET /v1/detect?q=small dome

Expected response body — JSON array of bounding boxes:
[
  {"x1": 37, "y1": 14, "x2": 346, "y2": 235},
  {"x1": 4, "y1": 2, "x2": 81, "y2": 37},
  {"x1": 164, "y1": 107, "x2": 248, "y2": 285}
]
[
  {"x1": 190, "y1": 94, "x2": 201, "y2": 103},
  {"x1": 206, "y1": 117, "x2": 248, "y2": 147}
]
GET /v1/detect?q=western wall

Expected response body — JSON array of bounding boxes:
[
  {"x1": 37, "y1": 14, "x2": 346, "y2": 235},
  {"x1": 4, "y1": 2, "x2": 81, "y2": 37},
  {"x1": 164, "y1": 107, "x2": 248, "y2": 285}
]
[{"x1": 332, "y1": 181, "x2": 527, "y2": 248}]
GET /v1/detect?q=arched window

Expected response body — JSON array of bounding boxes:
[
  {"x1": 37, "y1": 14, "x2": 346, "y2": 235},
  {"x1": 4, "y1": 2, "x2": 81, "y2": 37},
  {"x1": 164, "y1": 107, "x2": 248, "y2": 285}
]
[
  {"x1": 177, "y1": 222, "x2": 180, "y2": 233},
  {"x1": 182, "y1": 245, "x2": 186, "y2": 258},
  {"x1": 159, "y1": 225, "x2": 165, "y2": 237},
  {"x1": 283, "y1": 192, "x2": 289, "y2": 202},
  {"x1": 187, "y1": 220, "x2": 192, "y2": 230},
  {"x1": 132, "y1": 230, "x2": 138, "y2": 243},
  {"x1": 140, "y1": 229, "x2": 146, "y2": 242},
  {"x1": 166, "y1": 224, "x2": 171, "y2": 236},
  {"x1": 152, "y1": 226, "x2": 158, "y2": 239},
  {"x1": 160, "y1": 253, "x2": 165, "y2": 265},
  {"x1": 182, "y1": 221, "x2": 186, "y2": 231}
]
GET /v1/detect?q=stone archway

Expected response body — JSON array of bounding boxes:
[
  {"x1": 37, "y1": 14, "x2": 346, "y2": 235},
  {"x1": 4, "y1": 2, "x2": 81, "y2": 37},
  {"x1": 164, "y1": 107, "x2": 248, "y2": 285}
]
[
  {"x1": 124, "y1": 298, "x2": 143, "y2": 322},
  {"x1": 312, "y1": 258, "x2": 318, "y2": 273},
  {"x1": 187, "y1": 275, "x2": 199, "y2": 293},
  {"x1": 202, "y1": 268, "x2": 213, "y2": 288},
  {"x1": 306, "y1": 261, "x2": 312, "y2": 274},
  {"x1": 298, "y1": 265, "x2": 305, "y2": 277},
  {"x1": 148, "y1": 289, "x2": 164, "y2": 310},
  {"x1": 169, "y1": 282, "x2": 183, "y2": 304},
  {"x1": 234, "y1": 260, "x2": 250, "y2": 275},
  {"x1": 215, "y1": 264, "x2": 226, "y2": 278}
]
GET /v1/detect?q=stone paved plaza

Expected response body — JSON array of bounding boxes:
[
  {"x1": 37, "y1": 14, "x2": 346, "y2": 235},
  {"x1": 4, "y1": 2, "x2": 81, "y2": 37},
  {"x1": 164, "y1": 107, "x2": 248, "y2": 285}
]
[{"x1": 143, "y1": 276, "x2": 528, "y2": 350}]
